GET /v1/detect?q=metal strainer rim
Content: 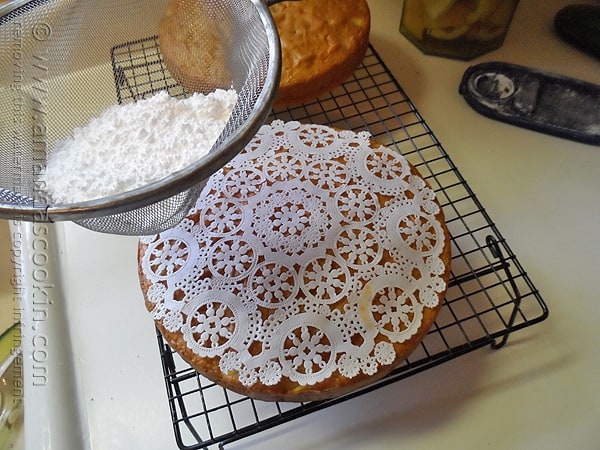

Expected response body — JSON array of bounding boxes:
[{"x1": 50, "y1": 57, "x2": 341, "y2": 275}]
[{"x1": 1, "y1": 0, "x2": 281, "y2": 224}]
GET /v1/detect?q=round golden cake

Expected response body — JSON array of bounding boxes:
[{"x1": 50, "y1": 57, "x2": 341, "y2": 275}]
[
  {"x1": 138, "y1": 120, "x2": 451, "y2": 402},
  {"x1": 157, "y1": 0, "x2": 370, "y2": 105},
  {"x1": 158, "y1": 0, "x2": 232, "y2": 94},
  {"x1": 270, "y1": 0, "x2": 371, "y2": 106}
]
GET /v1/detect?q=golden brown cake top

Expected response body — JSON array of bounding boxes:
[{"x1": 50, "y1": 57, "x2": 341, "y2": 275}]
[
  {"x1": 158, "y1": 0, "x2": 233, "y2": 93},
  {"x1": 271, "y1": 0, "x2": 370, "y2": 72},
  {"x1": 138, "y1": 120, "x2": 450, "y2": 401},
  {"x1": 270, "y1": 0, "x2": 371, "y2": 105}
]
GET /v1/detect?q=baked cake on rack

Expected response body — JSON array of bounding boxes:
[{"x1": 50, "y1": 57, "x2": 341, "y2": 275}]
[
  {"x1": 158, "y1": 0, "x2": 371, "y2": 106},
  {"x1": 138, "y1": 120, "x2": 451, "y2": 402},
  {"x1": 269, "y1": 0, "x2": 371, "y2": 106}
]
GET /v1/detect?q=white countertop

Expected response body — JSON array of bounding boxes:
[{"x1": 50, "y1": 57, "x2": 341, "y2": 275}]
[{"x1": 3, "y1": 0, "x2": 600, "y2": 449}]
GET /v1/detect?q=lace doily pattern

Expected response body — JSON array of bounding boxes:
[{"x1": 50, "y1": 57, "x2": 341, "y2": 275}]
[{"x1": 140, "y1": 120, "x2": 449, "y2": 395}]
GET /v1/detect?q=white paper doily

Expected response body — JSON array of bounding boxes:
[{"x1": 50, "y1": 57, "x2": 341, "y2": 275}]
[{"x1": 140, "y1": 120, "x2": 448, "y2": 391}]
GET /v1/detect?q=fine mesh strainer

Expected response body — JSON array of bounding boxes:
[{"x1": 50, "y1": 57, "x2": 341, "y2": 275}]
[{"x1": 0, "y1": 0, "x2": 282, "y2": 235}]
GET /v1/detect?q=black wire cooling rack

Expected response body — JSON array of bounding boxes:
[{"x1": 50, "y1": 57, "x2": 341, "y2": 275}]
[{"x1": 112, "y1": 37, "x2": 549, "y2": 450}]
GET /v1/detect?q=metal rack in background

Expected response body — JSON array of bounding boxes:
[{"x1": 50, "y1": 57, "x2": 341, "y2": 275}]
[{"x1": 112, "y1": 39, "x2": 549, "y2": 450}]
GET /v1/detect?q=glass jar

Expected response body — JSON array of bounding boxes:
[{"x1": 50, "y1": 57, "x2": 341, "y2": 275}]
[{"x1": 400, "y1": 0, "x2": 519, "y2": 60}]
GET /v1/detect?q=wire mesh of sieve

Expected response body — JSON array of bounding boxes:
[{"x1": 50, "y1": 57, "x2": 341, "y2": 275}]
[{"x1": 0, "y1": 0, "x2": 281, "y2": 235}]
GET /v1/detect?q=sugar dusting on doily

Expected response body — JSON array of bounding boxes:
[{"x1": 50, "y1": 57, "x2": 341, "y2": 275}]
[{"x1": 139, "y1": 120, "x2": 449, "y2": 393}]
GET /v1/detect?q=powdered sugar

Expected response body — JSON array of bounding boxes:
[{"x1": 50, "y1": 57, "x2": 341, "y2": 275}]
[{"x1": 43, "y1": 89, "x2": 237, "y2": 204}]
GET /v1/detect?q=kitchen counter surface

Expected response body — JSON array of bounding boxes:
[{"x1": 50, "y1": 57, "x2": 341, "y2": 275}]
[{"x1": 2, "y1": 0, "x2": 600, "y2": 449}]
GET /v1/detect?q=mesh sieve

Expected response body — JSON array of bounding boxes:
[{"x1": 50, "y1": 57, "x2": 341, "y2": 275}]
[{"x1": 0, "y1": 0, "x2": 281, "y2": 235}]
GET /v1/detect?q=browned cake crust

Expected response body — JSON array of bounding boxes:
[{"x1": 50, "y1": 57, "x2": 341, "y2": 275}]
[
  {"x1": 158, "y1": 0, "x2": 370, "y2": 105},
  {"x1": 158, "y1": 0, "x2": 232, "y2": 94},
  {"x1": 270, "y1": 0, "x2": 371, "y2": 106},
  {"x1": 138, "y1": 124, "x2": 451, "y2": 402}
]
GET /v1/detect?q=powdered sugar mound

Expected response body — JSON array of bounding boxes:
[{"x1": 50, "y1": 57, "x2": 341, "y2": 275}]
[{"x1": 43, "y1": 89, "x2": 237, "y2": 204}]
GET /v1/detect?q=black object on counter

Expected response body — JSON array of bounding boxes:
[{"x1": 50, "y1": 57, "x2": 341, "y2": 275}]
[
  {"x1": 554, "y1": 4, "x2": 600, "y2": 60},
  {"x1": 459, "y1": 61, "x2": 600, "y2": 145}
]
